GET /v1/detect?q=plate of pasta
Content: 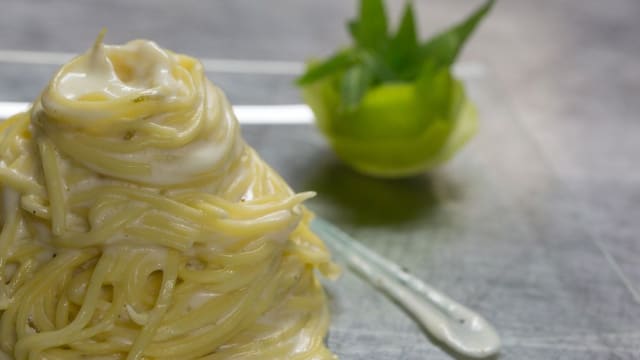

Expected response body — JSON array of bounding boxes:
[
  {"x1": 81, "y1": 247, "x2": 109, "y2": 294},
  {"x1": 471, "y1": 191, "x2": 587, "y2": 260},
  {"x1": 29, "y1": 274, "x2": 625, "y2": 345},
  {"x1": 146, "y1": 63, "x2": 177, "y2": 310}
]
[
  {"x1": 0, "y1": 33, "x2": 500, "y2": 360},
  {"x1": 0, "y1": 33, "x2": 338, "y2": 359}
]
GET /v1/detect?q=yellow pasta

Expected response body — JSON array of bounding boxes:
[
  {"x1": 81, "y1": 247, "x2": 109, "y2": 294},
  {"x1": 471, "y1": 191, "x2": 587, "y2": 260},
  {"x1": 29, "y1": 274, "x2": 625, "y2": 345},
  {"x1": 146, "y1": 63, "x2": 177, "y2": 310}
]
[{"x1": 0, "y1": 34, "x2": 338, "y2": 360}]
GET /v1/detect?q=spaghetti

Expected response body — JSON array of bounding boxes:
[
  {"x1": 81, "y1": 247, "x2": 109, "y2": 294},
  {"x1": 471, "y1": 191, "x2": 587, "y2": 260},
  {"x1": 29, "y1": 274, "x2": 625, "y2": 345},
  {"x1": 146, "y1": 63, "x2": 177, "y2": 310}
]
[{"x1": 0, "y1": 34, "x2": 337, "y2": 360}]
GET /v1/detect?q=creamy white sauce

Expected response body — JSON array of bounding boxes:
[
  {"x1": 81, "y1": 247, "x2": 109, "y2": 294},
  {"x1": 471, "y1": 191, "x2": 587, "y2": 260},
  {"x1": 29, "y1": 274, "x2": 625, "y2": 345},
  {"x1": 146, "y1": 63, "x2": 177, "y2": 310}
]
[
  {"x1": 2, "y1": 187, "x2": 19, "y2": 221},
  {"x1": 36, "y1": 35, "x2": 248, "y2": 187},
  {"x1": 111, "y1": 111, "x2": 241, "y2": 186},
  {"x1": 57, "y1": 34, "x2": 187, "y2": 101},
  {"x1": 187, "y1": 290, "x2": 220, "y2": 309}
]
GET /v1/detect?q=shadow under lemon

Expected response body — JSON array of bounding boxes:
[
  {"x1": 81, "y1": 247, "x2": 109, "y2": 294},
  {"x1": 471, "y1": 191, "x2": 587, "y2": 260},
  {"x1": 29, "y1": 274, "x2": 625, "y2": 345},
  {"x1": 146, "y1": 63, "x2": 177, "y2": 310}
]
[{"x1": 304, "y1": 154, "x2": 463, "y2": 227}]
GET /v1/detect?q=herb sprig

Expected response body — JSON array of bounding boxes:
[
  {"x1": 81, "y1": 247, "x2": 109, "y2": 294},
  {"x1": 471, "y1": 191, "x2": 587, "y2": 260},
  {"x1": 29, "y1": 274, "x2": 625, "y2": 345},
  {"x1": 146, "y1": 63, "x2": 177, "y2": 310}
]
[
  {"x1": 297, "y1": 0, "x2": 495, "y2": 177},
  {"x1": 297, "y1": 0, "x2": 495, "y2": 110}
]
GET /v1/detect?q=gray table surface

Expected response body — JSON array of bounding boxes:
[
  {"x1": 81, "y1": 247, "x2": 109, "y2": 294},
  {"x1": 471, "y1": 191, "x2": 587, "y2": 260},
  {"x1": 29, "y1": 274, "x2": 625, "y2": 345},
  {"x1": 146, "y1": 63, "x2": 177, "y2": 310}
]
[{"x1": 1, "y1": 1, "x2": 639, "y2": 359}]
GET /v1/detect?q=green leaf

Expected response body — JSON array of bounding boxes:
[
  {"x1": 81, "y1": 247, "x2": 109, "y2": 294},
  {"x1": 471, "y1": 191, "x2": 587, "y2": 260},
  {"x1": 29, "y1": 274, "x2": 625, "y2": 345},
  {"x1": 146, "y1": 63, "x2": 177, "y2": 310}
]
[
  {"x1": 360, "y1": 50, "x2": 396, "y2": 82},
  {"x1": 389, "y1": 2, "x2": 418, "y2": 72},
  {"x1": 352, "y1": 0, "x2": 388, "y2": 51},
  {"x1": 348, "y1": 20, "x2": 359, "y2": 40},
  {"x1": 419, "y1": 0, "x2": 495, "y2": 68},
  {"x1": 340, "y1": 65, "x2": 374, "y2": 111},
  {"x1": 297, "y1": 50, "x2": 357, "y2": 85},
  {"x1": 416, "y1": 60, "x2": 455, "y2": 120}
]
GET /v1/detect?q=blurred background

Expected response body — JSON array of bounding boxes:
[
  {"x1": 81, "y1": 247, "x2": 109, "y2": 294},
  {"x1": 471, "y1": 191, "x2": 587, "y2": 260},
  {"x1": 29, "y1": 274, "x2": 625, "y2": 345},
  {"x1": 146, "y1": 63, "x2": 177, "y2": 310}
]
[
  {"x1": 1, "y1": 1, "x2": 639, "y2": 359},
  {"x1": 1, "y1": 0, "x2": 638, "y2": 183}
]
